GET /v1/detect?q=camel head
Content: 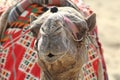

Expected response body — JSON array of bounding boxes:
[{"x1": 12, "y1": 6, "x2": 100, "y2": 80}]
[{"x1": 30, "y1": 7, "x2": 96, "y2": 79}]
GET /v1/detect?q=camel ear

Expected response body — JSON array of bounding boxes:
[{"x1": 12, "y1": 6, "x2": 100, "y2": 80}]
[
  {"x1": 30, "y1": 13, "x2": 41, "y2": 37},
  {"x1": 86, "y1": 13, "x2": 96, "y2": 32},
  {"x1": 30, "y1": 25, "x2": 40, "y2": 37},
  {"x1": 30, "y1": 13, "x2": 38, "y2": 23}
]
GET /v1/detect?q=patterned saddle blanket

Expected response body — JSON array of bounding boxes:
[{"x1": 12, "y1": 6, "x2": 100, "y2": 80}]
[{"x1": 0, "y1": 0, "x2": 108, "y2": 80}]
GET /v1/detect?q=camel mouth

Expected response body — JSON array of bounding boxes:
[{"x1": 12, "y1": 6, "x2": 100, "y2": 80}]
[
  {"x1": 47, "y1": 53, "x2": 55, "y2": 58},
  {"x1": 45, "y1": 53, "x2": 63, "y2": 63},
  {"x1": 44, "y1": 51, "x2": 69, "y2": 63}
]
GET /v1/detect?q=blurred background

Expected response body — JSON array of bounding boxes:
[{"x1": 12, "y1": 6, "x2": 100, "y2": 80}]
[{"x1": 84, "y1": 0, "x2": 120, "y2": 80}]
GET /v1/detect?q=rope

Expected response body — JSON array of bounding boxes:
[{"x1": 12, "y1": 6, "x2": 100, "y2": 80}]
[
  {"x1": 0, "y1": 26, "x2": 30, "y2": 50},
  {"x1": 9, "y1": 35, "x2": 16, "y2": 80},
  {"x1": 0, "y1": 26, "x2": 31, "y2": 79}
]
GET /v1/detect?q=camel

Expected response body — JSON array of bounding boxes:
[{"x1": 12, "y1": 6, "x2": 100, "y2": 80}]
[
  {"x1": 30, "y1": 7, "x2": 104, "y2": 80},
  {"x1": 0, "y1": 1, "x2": 105, "y2": 80}
]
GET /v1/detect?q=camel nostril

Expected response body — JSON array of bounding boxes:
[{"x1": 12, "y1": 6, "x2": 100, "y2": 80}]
[{"x1": 48, "y1": 53, "x2": 55, "y2": 58}]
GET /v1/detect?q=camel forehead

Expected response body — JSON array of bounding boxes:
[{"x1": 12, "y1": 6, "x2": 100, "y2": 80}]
[
  {"x1": 37, "y1": 6, "x2": 83, "y2": 22},
  {"x1": 44, "y1": 13, "x2": 63, "y2": 25},
  {"x1": 34, "y1": 12, "x2": 63, "y2": 26},
  {"x1": 39, "y1": 13, "x2": 64, "y2": 35},
  {"x1": 33, "y1": 6, "x2": 85, "y2": 34}
]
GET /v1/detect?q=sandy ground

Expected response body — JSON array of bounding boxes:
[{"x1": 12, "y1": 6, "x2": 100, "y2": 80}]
[{"x1": 84, "y1": 0, "x2": 120, "y2": 80}]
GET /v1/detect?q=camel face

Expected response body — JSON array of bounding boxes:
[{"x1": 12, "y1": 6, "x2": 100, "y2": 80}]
[
  {"x1": 30, "y1": 7, "x2": 98, "y2": 80},
  {"x1": 30, "y1": 7, "x2": 96, "y2": 64},
  {"x1": 36, "y1": 13, "x2": 77, "y2": 63}
]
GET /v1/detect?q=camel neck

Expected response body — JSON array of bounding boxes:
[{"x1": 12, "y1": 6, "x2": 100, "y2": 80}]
[
  {"x1": 40, "y1": 59, "x2": 82, "y2": 80},
  {"x1": 42, "y1": 68, "x2": 81, "y2": 80}
]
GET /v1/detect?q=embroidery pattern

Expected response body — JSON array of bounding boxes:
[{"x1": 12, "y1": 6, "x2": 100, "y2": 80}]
[{"x1": 0, "y1": 68, "x2": 11, "y2": 80}]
